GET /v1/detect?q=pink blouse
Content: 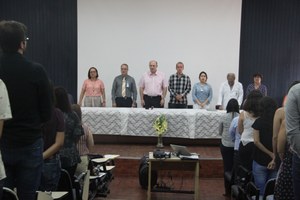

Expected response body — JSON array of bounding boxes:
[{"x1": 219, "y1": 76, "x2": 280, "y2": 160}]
[{"x1": 82, "y1": 79, "x2": 105, "y2": 96}]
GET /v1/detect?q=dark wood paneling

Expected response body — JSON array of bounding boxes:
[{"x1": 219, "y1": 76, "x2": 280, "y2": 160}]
[
  {"x1": 0, "y1": 0, "x2": 78, "y2": 101},
  {"x1": 239, "y1": 0, "x2": 300, "y2": 105}
]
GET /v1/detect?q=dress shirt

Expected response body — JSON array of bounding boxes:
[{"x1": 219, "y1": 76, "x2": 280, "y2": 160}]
[
  {"x1": 286, "y1": 83, "x2": 300, "y2": 158},
  {"x1": 217, "y1": 81, "x2": 243, "y2": 109},
  {"x1": 0, "y1": 79, "x2": 12, "y2": 121},
  {"x1": 192, "y1": 82, "x2": 213, "y2": 104},
  {"x1": 82, "y1": 79, "x2": 105, "y2": 97},
  {"x1": 219, "y1": 112, "x2": 238, "y2": 147},
  {"x1": 0, "y1": 79, "x2": 12, "y2": 180},
  {"x1": 168, "y1": 73, "x2": 191, "y2": 105},
  {"x1": 245, "y1": 83, "x2": 267, "y2": 97},
  {"x1": 229, "y1": 116, "x2": 240, "y2": 151},
  {"x1": 111, "y1": 75, "x2": 137, "y2": 103},
  {"x1": 139, "y1": 71, "x2": 168, "y2": 96}
]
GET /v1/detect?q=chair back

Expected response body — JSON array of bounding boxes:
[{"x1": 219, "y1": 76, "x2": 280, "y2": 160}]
[
  {"x1": 263, "y1": 178, "x2": 276, "y2": 200},
  {"x1": 231, "y1": 165, "x2": 252, "y2": 199},
  {"x1": 2, "y1": 187, "x2": 19, "y2": 200},
  {"x1": 246, "y1": 181, "x2": 260, "y2": 200},
  {"x1": 57, "y1": 169, "x2": 76, "y2": 200}
]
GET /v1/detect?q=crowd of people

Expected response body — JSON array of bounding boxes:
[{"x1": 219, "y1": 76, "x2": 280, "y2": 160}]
[{"x1": 1, "y1": 19, "x2": 300, "y2": 200}]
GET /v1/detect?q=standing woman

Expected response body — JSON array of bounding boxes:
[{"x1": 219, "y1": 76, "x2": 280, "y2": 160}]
[
  {"x1": 219, "y1": 98, "x2": 240, "y2": 196},
  {"x1": 55, "y1": 87, "x2": 83, "y2": 179},
  {"x1": 252, "y1": 96, "x2": 278, "y2": 197},
  {"x1": 79, "y1": 67, "x2": 106, "y2": 107},
  {"x1": 245, "y1": 73, "x2": 267, "y2": 97},
  {"x1": 40, "y1": 85, "x2": 65, "y2": 191},
  {"x1": 238, "y1": 90, "x2": 263, "y2": 171},
  {"x1": 192, "y1": 71, "x2": 213, "y2": 109}
]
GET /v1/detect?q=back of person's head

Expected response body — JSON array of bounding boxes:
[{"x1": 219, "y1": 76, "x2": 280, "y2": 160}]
[
  {"x1": 226, "y1": 98, "x2": 239, "y2": 114},
  {"x1": 259, "y1": 96, "x2": 277, "y2": 123},
  {"x1": 54, "y1": 86, "x2": 71, "y2": 113},
  {"x1": 0, "y1": 20, "x2": 27, "y2": 53},
  {"x1": 243, "y1": 90, "x2": 263, "y2": 117},
  {"x1": 71, "y1": 104, "x2": 82, "y2": 121}
]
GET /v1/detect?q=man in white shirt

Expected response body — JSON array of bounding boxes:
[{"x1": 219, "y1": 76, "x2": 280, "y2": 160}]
[
  {"x1": 216, "y1": 73, "x2": 243, "y2": 110},
  {"x1": 0, "y1": 79, "x2": 12, "y2": 199}
]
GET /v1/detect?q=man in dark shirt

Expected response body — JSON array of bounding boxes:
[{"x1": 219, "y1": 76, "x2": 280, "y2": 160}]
[
  {"x1": 168, "y1": 62, "x2": 191, "y2": 108},
  {"x1": 0, "y1": 20, "x2": 52, "y2": 200},
  {"x1": 111, "y1": 63, "x2": 137, "y2": 107}
]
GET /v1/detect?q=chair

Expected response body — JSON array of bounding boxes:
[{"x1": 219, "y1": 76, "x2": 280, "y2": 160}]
[
  {"x1": 36, "y1": 191, "x2": 54, "y2": 200},
  {"x1": 73, "y1": 170, "x2": 90, "y2": 200},
  {"x1": 245, "y1": 181, "x2": 260, "y2": 200},
  {"x1": 2, "y1": 187, "x2": 19, "y2": 200},
  {"x1": 263, "y1": 178, "x2": 276, "y2": 200},
  {"x1": 57, "y1": 169, "x2": 76, "y2": 200},
  {"x1": 231, "y1": 165, "x2": 252, "y2": 200}
]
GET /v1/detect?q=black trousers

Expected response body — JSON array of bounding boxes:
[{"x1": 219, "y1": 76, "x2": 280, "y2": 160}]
[
  {"x1": 144, "y1": 95, "x2": 162, "y2": 108},
  {"x1": 115, "y1": 97, "x2": 133, "y2": 107},
  {"x1": 220, "y1": 143, "x2": 234, "y2": 195},
  {"x1": 168, "y1": 103, "x2": 187, "y2": 109},
  {"x1": 238, "y1": 142, "x2": 254, "y2": 171}
]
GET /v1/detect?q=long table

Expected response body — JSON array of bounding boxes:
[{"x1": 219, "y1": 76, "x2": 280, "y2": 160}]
[{"x1": 82, "y1": 107, "x2": 225, "y2": 139}]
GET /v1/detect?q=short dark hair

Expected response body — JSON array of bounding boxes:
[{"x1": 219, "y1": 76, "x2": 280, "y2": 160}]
[
  {"x1": 259, "y1": 96, "x2": 277, "y2": 125},
  {"x1": 243, "y1": 90, "x2": 263, "y2": 117},
  {"x1": 88, "y1": 67, "x2": 99, "y2": 79},
  {"x1": 253, "y1": 73, "x2": 263, "y2": 79},
  {"x1": 54, "y1": 86, "x2": 72, "y2": 113},
  {"x1": 0, "y1": 20, "x2": 27, "y2": 53},
  {"x1": 226, "y1": 98, "x2": 240, "y2": 114},
  {"x1": 199, "y1": 71, "x2": 208, "y2": 79}
]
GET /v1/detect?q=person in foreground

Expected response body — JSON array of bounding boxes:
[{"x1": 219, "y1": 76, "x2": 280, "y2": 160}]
[
  {"x1": 285, "y1": 82, "x2": 300, "y2": 200},
  {"x1": 252, "y1": 96, "x2": 277, "y2": 197},
  {"x1": 219, "y1": 98, "x2": 239, "y2": 196},
  {"x1": 55, "y1": 87, "x2": 82, "y2": 179},
  {"x1": 0, "y1": 20, "x2": 52, "y2": 199},
  {"x1": 111, "y1": 64, "x2": 137, "y2": 107},
  {"x1": 168, "y1": 62, "x2": 191, "y2": 108},
  {"x1": 216, "y1": 73, "x2": 243, "y2": 110},
  {"x1": 72, "y1": 104, "x2": 94, "y2": 175},
  {"x1": 0, "y1": 80, "x2": 12, "y2": 199},
  {"x1": 40, "y1": 84, "x2": 65, "y2": 191},
  {"x1": 139, "y1": 60, "x2": 168, "y2": 108}
]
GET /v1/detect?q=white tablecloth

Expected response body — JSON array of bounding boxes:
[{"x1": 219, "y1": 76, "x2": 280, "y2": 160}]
[{"x1": 82, "y1": 108, "x2": 225, "y2": 139}]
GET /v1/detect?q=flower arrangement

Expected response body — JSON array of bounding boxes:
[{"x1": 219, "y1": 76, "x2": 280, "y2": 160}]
[{"x1": 153, "y1": 115, "x2": 168, "y2": 136}]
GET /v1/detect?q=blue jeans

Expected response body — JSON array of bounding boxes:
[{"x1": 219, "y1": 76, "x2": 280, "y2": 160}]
[
  {"x1": 292, "y1": 153, "x2": 300, "y2": 200},
  {"x1": 252, "y1": 160, "x2": 277, "y2": 196},
  {"x1": 1, "y1": 138, "x2": 44, "y2": 200},
  {"x1": 40, "y1": 154, "x2": 61, "y2": 191}
]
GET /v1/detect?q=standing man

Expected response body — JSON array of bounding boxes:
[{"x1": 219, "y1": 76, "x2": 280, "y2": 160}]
[
  {"x1": 285, "y1": 83, "x2": 300, "y2": 200},
  {"x1": 139, "y1": 60, "x2": 168, "y2": 108},
  {"x1": 216, "y1": 73, "x2": 243, "y2": 110},
  {"x1": 111, "y1": 63, "x2": 137, "y2": 107},
  {"x1": 168, "y1": 62, "x2": 191, "y2": 108},
  {"x1": 0, "y1": 20, "x2": 52, "y2": 199}
]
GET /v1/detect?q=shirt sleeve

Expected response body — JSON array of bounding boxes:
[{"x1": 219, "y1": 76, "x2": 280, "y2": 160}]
[
  {"x1": 217, "y1": 83, "x2": 224, "y2": 105},
  {"x1": 237, "y1": 82, "x2": 244, "y2": 106},
  {"x1": 168, "y1": 75, "x2": 176, "y2": 97},
  {"x1": 131, "y1": 77, "x2": 137, "y2": 101},
  {"x1": 0, "y1": 80, "x2": 12, "y2": 120},
  {"x1": 35, "y1": 66, "x2": 52, "y2": 123},
  {"x1": 286, "y1": 84, "x2": 300, "y2": 157},
  {"x1": 111, "y1": 77, "x2": 117, "y2": 102},
  {"x1": 183, "y1": 76, "x2": 191, "y2": 96},
  {"x1": 208, "y1": 84, "x2": 213, "y2": 103}
]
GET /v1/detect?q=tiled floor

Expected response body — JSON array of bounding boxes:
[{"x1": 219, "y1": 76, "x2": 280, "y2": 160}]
[{"x1": 91, "y1": 144, "x2": 227, "y2": 200}]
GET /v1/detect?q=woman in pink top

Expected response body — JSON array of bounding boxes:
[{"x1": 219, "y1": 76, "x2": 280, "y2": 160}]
[{"x1": 79, "y1": 67, "x2": 106, "y2": 107}]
